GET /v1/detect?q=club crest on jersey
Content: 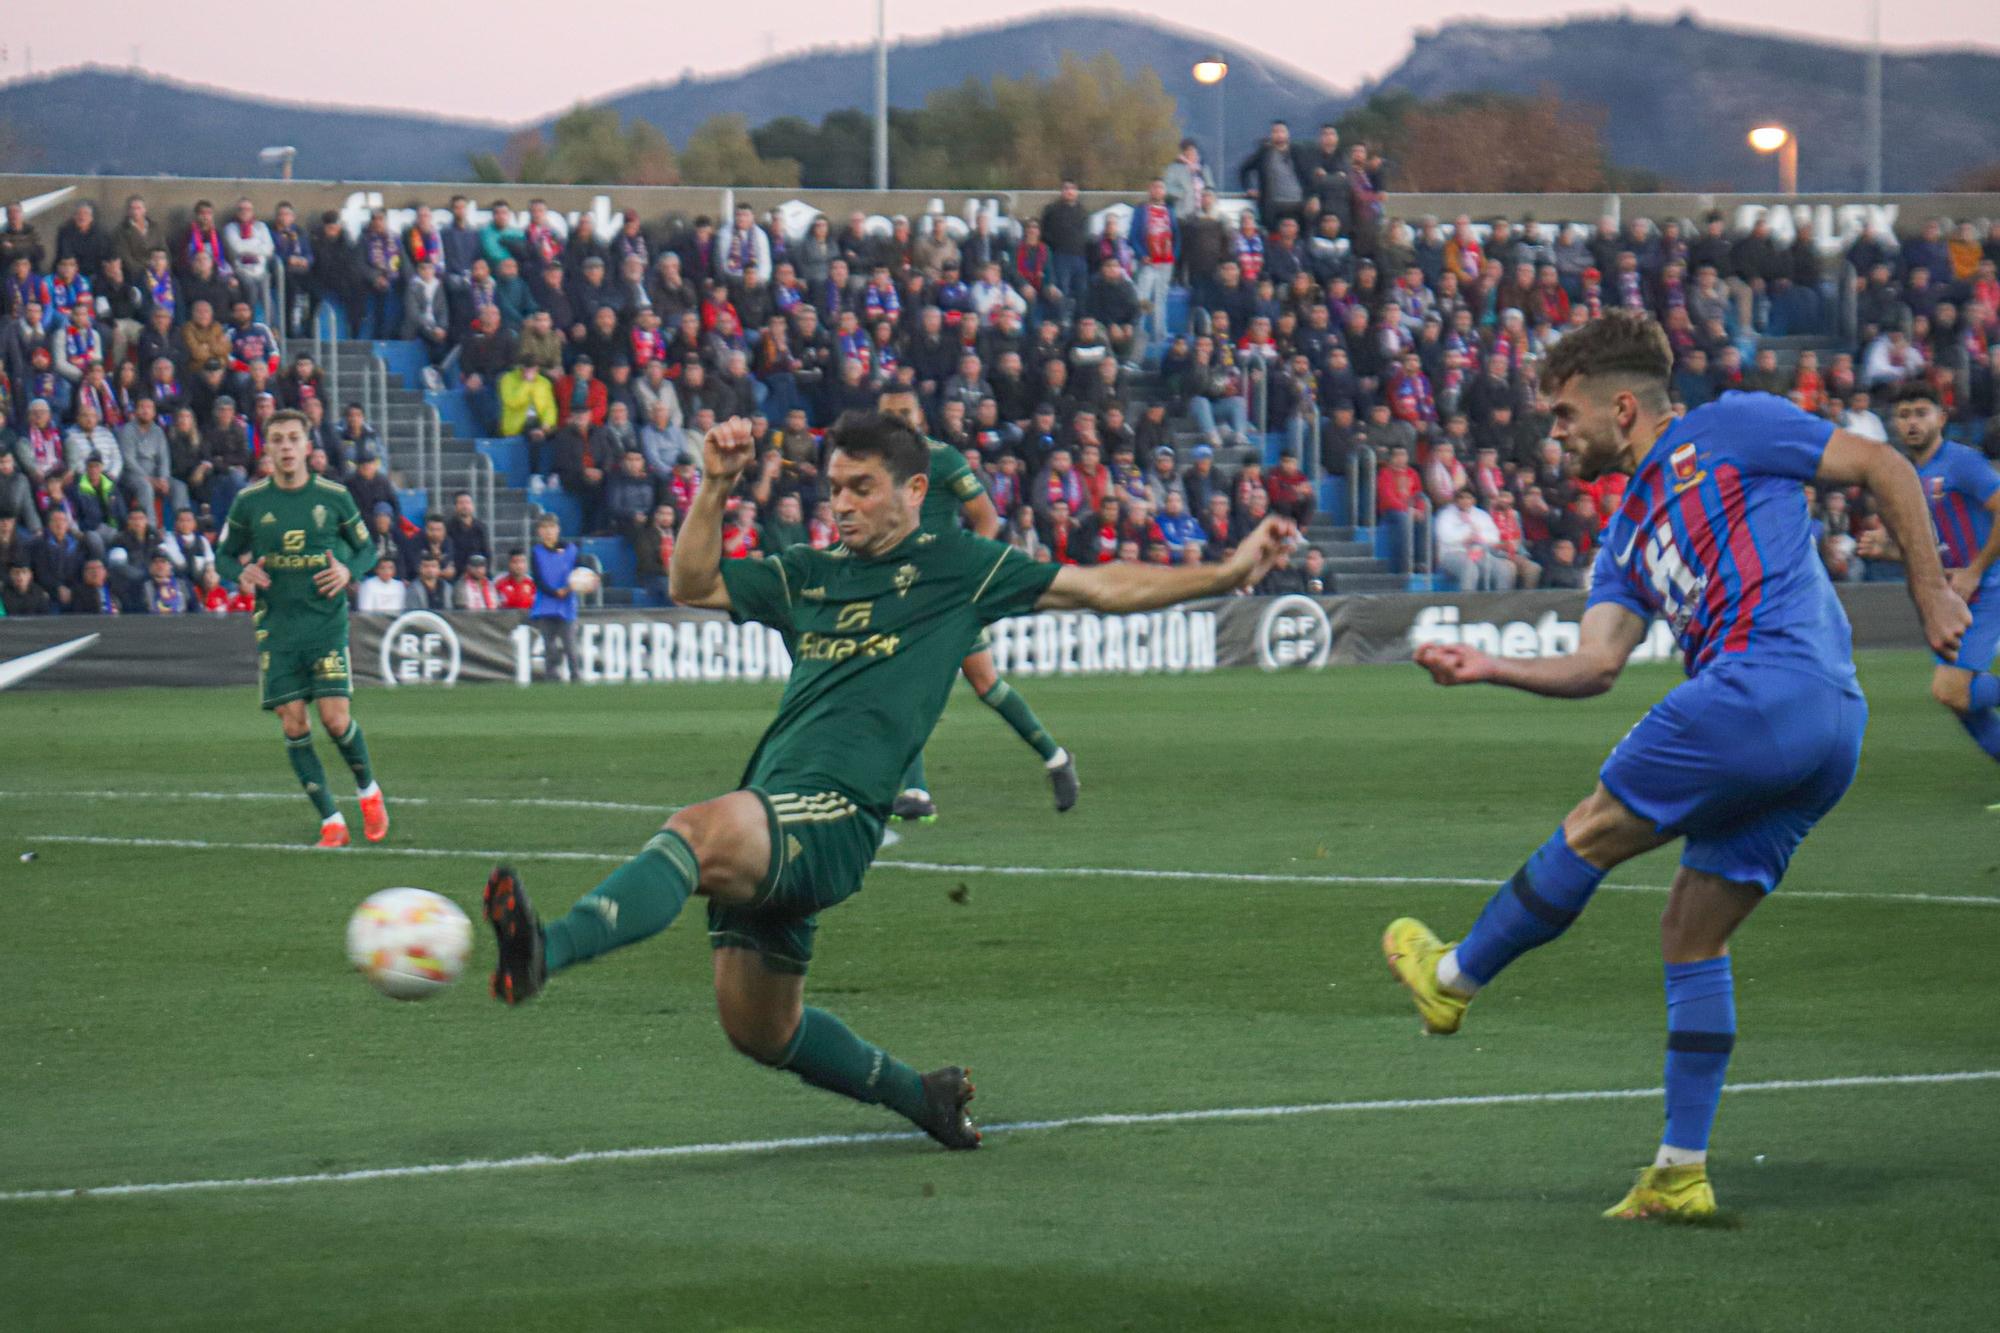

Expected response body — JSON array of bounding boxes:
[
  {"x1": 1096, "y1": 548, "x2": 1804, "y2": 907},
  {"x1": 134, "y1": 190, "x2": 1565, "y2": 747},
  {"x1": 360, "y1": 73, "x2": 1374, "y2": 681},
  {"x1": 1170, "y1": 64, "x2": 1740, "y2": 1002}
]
[
  {"x1": 311, "y1": 504, "x2": 328, "y2": 530},
  {"x1": 1671, "y1": 443, "x2": 1699, "y2": 482},
  {"x1": 1669, "y1": 442, "x2": 1706, "y2": 495},
  {"x1": 893, "y1": 563, "x2": 920, "y2": 597},
  {"x1": 1930, "y1": 476, "x2": 1947, "y2": 500}
]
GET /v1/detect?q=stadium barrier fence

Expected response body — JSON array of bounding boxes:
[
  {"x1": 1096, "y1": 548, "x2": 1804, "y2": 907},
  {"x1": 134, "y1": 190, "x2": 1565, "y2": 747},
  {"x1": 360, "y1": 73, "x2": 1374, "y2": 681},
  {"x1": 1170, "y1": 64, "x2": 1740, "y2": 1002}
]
[{"x1": 0, "y1": 586, "x2": 1930, "y2": 691}]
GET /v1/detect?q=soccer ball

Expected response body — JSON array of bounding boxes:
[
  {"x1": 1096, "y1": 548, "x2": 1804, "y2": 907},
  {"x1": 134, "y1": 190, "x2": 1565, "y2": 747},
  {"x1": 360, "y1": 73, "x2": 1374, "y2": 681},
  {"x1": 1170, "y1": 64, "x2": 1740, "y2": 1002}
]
[
  {"x1": 567, "y1": 565, "x2": 601, "y2": 595},
  {"x1": 345, "y1": 888, "x2": 473, "y2": 1001}
]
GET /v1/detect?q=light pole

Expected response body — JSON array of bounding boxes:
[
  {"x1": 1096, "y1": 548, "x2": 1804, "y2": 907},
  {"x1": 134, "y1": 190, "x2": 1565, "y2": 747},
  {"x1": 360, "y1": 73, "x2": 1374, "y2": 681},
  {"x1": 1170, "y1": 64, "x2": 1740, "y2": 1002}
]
[
  {"x1": 872, "y1": 0, "x2": 889, "y2": 191},
  {"x1": 1864, "y1": 0, "x2": 1882, "y2": 193},
  {"x1": 1749, "y1": 125, "x2": 1797, "y2": 196},
  {"x1": 1193, "y1": 58, "x2": 1228, "y2": 176}
]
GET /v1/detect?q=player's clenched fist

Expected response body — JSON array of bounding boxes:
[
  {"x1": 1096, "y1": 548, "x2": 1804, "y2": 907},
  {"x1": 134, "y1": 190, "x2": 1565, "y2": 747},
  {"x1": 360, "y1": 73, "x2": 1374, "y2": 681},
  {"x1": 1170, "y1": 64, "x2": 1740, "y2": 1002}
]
[
  {"x1": 1230, "y1": 516, "x2": 1299, "y2": 587},
  {"x1": 1413, "y1": 641, "x2": 1497, "y2": 686},
  {"x1": 703, "y1": 417, "x2": 757, "y2": 483}
]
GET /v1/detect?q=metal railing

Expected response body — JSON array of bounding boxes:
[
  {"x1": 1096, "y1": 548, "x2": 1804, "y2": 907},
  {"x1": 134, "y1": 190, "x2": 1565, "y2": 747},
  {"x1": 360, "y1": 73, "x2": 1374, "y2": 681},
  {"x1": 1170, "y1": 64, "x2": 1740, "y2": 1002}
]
[
  {"x1": 369, "y1": 358, "x2": 389, "y2": 469},
  {"x1": 1347, "y1": 447, "x2": 1378, "y2": 528},
  {"x1": 422, "y1": 401, "x2": 446, "y2": 504},
  {"x1": 272, "y1": 262, "x2": 288, "y2": 360},
  {"x1": 313, "y1": 303, "x2": 342, "y2": 418},
  {"x1": 469, "y1": 451, "x2": 495, "y2": 538},
  {"x1": 1414, "y1": 495, "x2": 1433, "y2": 582}
]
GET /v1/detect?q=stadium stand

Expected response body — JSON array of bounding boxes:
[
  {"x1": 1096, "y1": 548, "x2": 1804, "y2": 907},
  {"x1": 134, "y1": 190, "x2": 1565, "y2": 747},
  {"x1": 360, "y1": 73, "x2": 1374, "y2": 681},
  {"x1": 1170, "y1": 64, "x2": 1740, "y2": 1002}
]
[{"x1": 2, "y1": 169, "x2": 1996, "y2": 617}]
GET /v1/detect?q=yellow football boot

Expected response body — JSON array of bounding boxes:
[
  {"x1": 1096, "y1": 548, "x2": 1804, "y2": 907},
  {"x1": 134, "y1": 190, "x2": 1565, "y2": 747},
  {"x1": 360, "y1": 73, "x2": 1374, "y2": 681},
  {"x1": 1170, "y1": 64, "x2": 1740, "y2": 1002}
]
[
  {"x1": 1602, "y1": 1164, "x2": 1717, "y2": 1220},
  {"x1": 1382, "y1": 917, "x2": 1470, "y2": 1035}
]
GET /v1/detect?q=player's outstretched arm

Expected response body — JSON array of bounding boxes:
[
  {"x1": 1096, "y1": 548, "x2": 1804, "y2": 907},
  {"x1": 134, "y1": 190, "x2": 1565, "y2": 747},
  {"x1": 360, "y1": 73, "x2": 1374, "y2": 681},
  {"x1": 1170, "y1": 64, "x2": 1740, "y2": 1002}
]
[
  {"x1": 1416, "y1": 602, "x2": 1648, "y2": 698},
  {"x1": 1817, "y1": 429, "x2": 1972, "y2": 659},
  {"x1": 1036, "y1": 516, "x2": 1297, "y2": 613},
  {"x1": 669, "y1": 418, "x2": 757, "y2": 611}
]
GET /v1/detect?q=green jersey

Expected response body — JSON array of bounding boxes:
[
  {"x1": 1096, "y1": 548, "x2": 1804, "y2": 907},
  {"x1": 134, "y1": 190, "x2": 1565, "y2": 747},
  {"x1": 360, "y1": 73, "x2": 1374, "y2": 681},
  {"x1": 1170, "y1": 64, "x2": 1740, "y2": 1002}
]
[
  {"x1": 216, "y1": 476, "x2": 373, "y2": 654},
  {"x1": 919, "y1": 438, "x2": 987, "y2": 536},
  {"x1": 719, "y1": 528, "x2": 1057, "y2": 817}
]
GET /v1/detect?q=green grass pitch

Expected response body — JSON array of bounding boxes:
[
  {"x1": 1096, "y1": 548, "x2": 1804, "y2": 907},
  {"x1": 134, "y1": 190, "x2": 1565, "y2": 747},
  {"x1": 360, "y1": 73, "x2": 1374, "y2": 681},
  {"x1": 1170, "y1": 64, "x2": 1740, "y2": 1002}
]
[{"x1": 2, "y1": 652, "x2": 1996, "y2": 1331}]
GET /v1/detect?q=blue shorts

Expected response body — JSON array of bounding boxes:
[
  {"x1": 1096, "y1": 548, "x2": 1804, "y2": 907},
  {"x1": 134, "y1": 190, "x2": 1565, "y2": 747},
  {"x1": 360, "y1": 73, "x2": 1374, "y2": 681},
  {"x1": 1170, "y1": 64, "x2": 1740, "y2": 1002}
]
[
  {"x1": 1938, "y1": 581, "x2": 2000, "y2": 670},
  {"x1": 1600, "y1": 662, "x2": 1867, "y2": 893}
]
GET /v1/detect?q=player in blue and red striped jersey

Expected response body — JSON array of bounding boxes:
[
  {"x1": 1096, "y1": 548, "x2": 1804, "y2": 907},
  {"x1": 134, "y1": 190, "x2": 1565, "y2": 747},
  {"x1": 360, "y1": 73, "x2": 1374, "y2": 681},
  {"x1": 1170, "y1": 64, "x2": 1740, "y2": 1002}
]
[
  {"x1": 1381, "y1": 312, "x2": 1970, "y2": 1221},
  {"x1": 1857, "y1": 380, "x2": 2000, "y2": 775}
]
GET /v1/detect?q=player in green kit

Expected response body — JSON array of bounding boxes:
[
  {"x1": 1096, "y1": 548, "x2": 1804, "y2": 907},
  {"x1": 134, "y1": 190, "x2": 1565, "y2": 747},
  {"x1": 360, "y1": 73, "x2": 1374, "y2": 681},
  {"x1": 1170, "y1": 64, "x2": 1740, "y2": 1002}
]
[
  {"x1": 877, "y1": 390, "x2": 1077, "y2": 823},
  {"x1": 481, "y1": 412, "x2": 1294, "y2": 1147},
  {"x1": 214, "y1": 410, "x2": 390, "y2": 847}
]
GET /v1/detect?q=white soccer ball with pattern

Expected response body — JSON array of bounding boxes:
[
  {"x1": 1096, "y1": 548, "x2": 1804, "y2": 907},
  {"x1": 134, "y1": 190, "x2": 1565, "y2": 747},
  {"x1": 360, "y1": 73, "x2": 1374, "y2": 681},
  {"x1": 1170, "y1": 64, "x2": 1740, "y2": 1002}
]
[
  {"x1": 567, "y1": 565, "x2": 601, "y2": 595},
  {"x1": 346, "y1": 887, "x2": 473, "y2": 1001}
]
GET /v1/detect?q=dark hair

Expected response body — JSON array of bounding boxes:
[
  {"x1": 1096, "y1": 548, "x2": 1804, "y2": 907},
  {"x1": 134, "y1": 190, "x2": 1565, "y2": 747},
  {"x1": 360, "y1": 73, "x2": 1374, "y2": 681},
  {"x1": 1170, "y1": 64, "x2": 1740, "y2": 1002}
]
[
  {"x1": 826, "y1": 410, "x2": 928, "y2": 484},
  {"x1": 1886, "y1": 379, "x2": 1942, "y2": 408},
  {"x1": 267, "y1": 408, "x2": 311, "y2": 437},
  {"x1": 1541, "y1": 311, "x2": 1672, "y2": 399}
]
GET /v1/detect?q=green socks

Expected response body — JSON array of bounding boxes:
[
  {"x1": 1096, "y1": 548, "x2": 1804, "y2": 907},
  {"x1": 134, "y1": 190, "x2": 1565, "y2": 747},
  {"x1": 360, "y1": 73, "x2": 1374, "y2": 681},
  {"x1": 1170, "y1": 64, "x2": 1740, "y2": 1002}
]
[
  {"x1": 333, "y1": 721, "x2": 375, "y2": 790},
  {"x1": 900, "y1": 750, "x2": 927, "y2": 795},
  {"x1": 286, "y1": 733, "x2": 338, "y2": 820},
  {"x1": 777, "y1": 1007, "x2": 928, "y2": 1121},
  {"x1": 980, "y1": 679, "x2": 1060, "y2": 762},
  {"x1": 543, "y1": 829, "x2": 698, "y2": 972}
]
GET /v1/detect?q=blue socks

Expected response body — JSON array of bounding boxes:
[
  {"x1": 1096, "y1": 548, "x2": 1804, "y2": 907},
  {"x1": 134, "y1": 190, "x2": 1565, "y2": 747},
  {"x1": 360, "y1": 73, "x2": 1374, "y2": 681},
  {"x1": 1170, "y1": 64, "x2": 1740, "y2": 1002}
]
[
  {"x1": 1663, "y1": 957, "x2": 1737, "y2": 1152},
  {"x1": 1961, "y1": 674, "x2": 2000, "y2": 760},
  {"x1": 1971, "y1": 673, "x2": 2000, "y2": 710},
  {"x1": 1454, "y1": 830, "x2": 1608, "y2": 986}
]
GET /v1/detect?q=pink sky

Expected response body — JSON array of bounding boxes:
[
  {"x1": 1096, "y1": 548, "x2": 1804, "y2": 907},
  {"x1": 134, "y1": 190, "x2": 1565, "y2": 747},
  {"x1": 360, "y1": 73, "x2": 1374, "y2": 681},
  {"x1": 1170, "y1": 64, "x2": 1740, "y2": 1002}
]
[{"x1": 3, "y1": 1, "x2": 1992, "y2": 123}]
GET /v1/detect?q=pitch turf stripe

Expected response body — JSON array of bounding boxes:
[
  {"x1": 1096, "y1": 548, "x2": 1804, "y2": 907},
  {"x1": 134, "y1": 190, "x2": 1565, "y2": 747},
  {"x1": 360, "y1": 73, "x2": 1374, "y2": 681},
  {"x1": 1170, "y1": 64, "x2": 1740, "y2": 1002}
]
[
  {"x1": 2, "y1": 1070, "x2": 1993, "y2": 1204},
  {"x1": 0, "y1": 788, "x2": 672, "y2": 815},
  {"x1": 19, "y1": 835, "x2": 2000, "y2": 908}
]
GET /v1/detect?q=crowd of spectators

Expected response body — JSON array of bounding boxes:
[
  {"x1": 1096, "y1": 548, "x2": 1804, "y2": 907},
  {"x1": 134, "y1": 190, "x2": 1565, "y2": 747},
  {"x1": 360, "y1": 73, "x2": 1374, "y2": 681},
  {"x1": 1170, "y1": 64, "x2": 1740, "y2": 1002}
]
[{"x1": 4, "y1": 126, "x2": 1998, "y2": 615}]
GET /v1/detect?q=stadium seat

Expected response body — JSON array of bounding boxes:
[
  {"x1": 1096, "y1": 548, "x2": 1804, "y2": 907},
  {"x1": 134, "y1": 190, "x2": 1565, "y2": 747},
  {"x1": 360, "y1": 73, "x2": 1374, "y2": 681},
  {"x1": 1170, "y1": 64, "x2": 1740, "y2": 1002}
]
[
  {"x1": 1165, "y1": 287, "x2": 1190, "y2": 338},
  {"x1": 396, "y1": 488, "x2": 428, "y2": 525},
  {"x1": 577, "y1": 537, "x2": 637, "y2": 589},
  {"x1": 536, "y1": 491, "x2": 583, "y2": 536},
  {"x1": 426, "y1": 388, "x2": 479, "y2": 441},
  {"x1": 1318, "y1": 476, "x2": 1348, "y2": 524},
  {"x1": 476, "y1": 438, "x2": 530, "y2": 489},
  {"x1": 371, "y1": 340, "x2": 429, "y2": 391}
]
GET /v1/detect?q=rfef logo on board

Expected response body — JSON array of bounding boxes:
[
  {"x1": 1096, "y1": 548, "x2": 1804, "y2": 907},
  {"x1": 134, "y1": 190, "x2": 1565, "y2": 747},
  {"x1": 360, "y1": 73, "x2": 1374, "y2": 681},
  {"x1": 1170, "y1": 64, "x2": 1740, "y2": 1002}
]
[{"x1": 379, "y1": 611, "x2": 461, "y2": 686}]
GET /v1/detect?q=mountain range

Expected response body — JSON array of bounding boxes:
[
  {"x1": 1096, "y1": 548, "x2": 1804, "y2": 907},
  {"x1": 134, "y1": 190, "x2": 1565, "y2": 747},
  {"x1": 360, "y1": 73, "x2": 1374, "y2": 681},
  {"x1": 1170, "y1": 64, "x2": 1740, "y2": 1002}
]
[{"x1": 0, "y1": 11, "x2": 1994, "y2": 191}]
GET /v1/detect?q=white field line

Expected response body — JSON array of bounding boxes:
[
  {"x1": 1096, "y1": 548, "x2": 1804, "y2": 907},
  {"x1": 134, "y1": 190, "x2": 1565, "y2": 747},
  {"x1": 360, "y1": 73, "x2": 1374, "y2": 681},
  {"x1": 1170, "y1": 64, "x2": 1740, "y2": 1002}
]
[
  {"x1": 20, "y1": 832, "x2": 2000, "y2": 909},
  {"x1": 3, "y1": 1069, "x2": 1993, "y2": 1205},
  {"x1": 0, "y1": 788, "x2": 670, "y2": 814}
]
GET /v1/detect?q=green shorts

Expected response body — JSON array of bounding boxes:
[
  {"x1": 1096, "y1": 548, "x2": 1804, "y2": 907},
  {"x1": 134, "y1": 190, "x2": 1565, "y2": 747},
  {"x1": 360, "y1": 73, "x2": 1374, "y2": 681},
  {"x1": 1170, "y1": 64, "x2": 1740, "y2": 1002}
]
[
  {"x1": 706, "y1": 787, "x2": 885, "y2": 975},
  {"x1": 260, "y1": 644, "x2": 352, "y2": 710}
]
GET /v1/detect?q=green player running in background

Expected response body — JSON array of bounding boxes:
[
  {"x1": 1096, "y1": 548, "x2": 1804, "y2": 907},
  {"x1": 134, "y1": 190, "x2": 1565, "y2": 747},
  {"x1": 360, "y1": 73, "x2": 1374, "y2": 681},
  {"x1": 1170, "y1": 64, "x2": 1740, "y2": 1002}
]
[
  {"x1": 215, "y1": 410, "x2": 390, "y2": 847},
  {"x1": 481, "y1": 412, "x2": 1295, "y2": 1147},
  {"x1": 877, "y1": 390, "x2": 1078, "y2": 823}
]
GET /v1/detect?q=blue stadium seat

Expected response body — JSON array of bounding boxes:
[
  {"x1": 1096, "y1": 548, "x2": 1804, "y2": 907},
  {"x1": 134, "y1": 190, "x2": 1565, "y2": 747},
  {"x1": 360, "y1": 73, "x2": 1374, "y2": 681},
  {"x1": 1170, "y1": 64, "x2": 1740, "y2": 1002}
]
[
  {"x1": 396, "y1": 488, "x2": 428, "y2": 526},
  {"x1": 578, "y1": 536, "x2": 637, "y2": 588},
  {"x1": 1165, "y1": 287, "x2": 1190, "y2": 338},
  {"x1": 426, "y1": 388, "x2": 479, "y2": 441},
  {"x1": 536, "y1": 492, "x2": 583, "y2": 536},
  {"x1": 372, "y1": 341, "x2": 429, "y2": 391},
  {"x1": 476, "y1": 438, "x2": 529, "y2": 488},
  {"x1": 1318, "y1": 476, "x2": 1348, "y2": 524}
]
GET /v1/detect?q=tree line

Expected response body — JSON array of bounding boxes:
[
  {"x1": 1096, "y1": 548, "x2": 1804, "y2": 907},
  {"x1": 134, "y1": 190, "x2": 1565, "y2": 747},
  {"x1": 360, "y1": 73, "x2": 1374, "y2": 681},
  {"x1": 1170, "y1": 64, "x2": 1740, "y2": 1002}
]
[{"x1": 471, "y1": 57, "x2": 1697, "y2": 193}]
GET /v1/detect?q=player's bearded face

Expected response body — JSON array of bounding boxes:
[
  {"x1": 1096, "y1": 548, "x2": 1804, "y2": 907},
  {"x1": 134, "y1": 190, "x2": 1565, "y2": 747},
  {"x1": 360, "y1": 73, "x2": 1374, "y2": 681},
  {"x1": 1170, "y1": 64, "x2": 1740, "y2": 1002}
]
[
  {"x1": 827, "y1": 451, "x2": 923, "y2": 556},
  {"x1": 1551, "y1": 378, "x2": 1623, "y2": 480},
  {"x1": 1894, "y1": 403, "x2": 1940, "y2": 451}
]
